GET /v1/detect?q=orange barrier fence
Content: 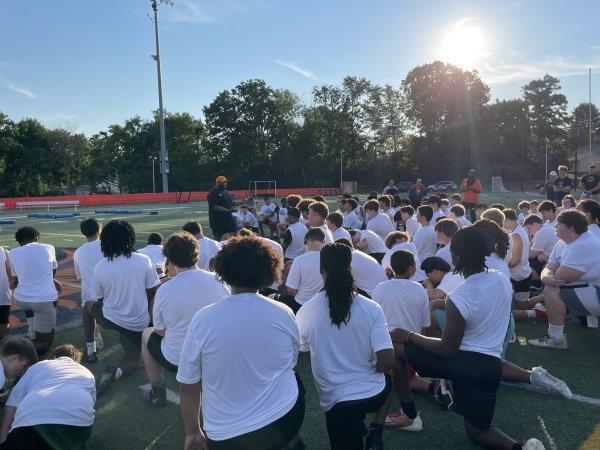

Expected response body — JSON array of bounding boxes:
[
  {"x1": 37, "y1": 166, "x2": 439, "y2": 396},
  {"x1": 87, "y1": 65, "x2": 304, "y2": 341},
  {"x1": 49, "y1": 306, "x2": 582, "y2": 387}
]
[{"x1": 0, "y1": 187, "x2": 344, "y2": 210}]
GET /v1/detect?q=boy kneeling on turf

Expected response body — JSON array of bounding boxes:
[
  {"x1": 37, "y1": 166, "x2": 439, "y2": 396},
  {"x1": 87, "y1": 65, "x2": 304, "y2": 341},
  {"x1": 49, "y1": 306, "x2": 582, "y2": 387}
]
[{"x1": 0, "y1": 337, "x2": 38, "y2": 391}]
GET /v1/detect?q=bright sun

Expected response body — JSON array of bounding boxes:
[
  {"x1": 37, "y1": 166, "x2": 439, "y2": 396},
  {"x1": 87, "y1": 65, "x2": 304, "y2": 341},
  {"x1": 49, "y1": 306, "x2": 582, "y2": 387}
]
[{"x1": 440, "y1": 21, "x2": 487, "y2": 69}]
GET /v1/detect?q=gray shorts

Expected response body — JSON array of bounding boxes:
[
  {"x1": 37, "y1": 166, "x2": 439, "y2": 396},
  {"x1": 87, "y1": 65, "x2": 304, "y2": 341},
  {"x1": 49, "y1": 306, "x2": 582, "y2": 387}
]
[
  {"x1": 560, "y1": 285, "x2": 600, "y2": 318},
  {"x1": 14, "y1": 300, "x2": 57, "y2": 333}
]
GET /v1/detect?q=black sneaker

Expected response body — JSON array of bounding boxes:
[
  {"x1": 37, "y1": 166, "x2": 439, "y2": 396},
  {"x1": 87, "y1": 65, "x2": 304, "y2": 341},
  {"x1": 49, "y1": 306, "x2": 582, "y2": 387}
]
[
  {"x1": 144, "y1": 385, "x2": 167, "y2": 407},
  {"x1": 433, "y1": 379, "x2": 453, "y2": 411},
  {"x1": 364, "y1": 429, "x2": 384, "y2": 450},
  {"x1": 96, "y1": 365, "x2": 118, "y2": 397},
  {"x1": 84, "y1": 351, "x2": 98, "y2": 364}
]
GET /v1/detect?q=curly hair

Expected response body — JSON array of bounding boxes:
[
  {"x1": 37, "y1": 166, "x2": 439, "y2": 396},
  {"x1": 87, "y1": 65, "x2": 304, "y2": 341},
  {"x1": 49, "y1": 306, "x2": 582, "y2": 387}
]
[
  {"x1": 50, "y1": 344, "x2": 83, "y2": 363},
  {"x1": 100, "y1": 220, "x2": 136, "y2": 260},
  {"x1": 162, "y1": 232, "x2": 199, "y2": 268},
  {"x1": 473, "y1": 219, "x2": 511, "y2": 259},
  {"x1": 320, "y1": 243, "x2": 356, "y2": 328},
  {"x1": 450, "y1": 227, "x2": 491, "y2": 276},
  {"x1": 385, "y1": 231, "x2": 409, "y2": 249},
  {"x1": 213, "y1": 236, "x2": 281, "y2": 289},
  {"x1": 15, "y1": 226, "x2": 40, "y2": 246}
]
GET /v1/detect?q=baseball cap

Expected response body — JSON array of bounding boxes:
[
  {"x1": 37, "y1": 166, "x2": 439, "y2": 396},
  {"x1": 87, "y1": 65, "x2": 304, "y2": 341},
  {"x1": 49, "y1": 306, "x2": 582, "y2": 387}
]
[
  {"x1": 549, "y1": 171, "x2": 557, "y2": 176},
  {"x1": 215, "y1": 175, "x2": 227, "y2": 183}
]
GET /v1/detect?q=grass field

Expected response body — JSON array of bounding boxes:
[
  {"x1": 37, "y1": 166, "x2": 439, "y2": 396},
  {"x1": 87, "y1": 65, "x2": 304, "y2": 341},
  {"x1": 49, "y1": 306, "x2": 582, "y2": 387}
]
[{"x1": 2, "y1": 190, "x2": 600, "y2": 449}]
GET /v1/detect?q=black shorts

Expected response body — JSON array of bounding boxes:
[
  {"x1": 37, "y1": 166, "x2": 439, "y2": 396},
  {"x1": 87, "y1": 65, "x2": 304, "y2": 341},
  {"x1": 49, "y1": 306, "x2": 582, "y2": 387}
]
[
  {"x1": 274, "y1": 294, "x2": 302, "y2": 314},
  {"x1": 207, "y1": 373, "x2": 305, "y2": 450},
  {"x1": 0, "y1": 424, "x2": 92, "y2": 450},
  {"x1": 528, "y1": 257, "x2": 545, "y2": 277},
  {"x1": 371, "y1": 253, "x2": 385, "y2": 264},
  {"x1": 146, "y1": 332, "x2": 178, "y2": 374},
  {"x1": 0, "y1": 305, "x2": 10, "y2": 325},
  {"x1": 510, "y1": 274, "x2": 532, "y2": 295},
  {"x1": 91, "y1": 301, "x2": 142, "y2": 358},
  {"x1": 405, "y1": 345, "x2": 501, "y2": 430}
]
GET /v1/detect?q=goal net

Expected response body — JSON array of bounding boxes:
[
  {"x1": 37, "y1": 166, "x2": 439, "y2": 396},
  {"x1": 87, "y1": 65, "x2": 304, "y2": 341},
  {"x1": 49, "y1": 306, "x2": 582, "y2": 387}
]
[
  {"x1": 491, "y1": 176, "x2": 509, "y2": 193},
  {"x1": 248, "y1": 180, "x2": 277, "y2": 199}
]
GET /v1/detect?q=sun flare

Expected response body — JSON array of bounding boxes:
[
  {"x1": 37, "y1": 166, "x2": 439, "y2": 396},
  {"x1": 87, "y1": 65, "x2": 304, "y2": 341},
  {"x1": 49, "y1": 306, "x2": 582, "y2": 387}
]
[{"x1": 440, "y1": 21, "x2": 487, "y2": 69}]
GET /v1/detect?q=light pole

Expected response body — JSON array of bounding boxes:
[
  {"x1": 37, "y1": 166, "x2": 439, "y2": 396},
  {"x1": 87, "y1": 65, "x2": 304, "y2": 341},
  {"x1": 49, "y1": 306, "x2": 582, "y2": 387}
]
[
  {"x1": 151, "y1": 0, "x2": 169, "y2": 193},
  {"x1": 151, "y1": 156, "x2": 157, "y2": 193}
]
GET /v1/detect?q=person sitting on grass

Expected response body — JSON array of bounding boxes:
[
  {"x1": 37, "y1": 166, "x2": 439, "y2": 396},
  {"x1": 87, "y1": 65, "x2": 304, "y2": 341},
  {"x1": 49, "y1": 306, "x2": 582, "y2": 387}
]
[
  {"x1": 235, "y1": 204, "x2": 260, "y2": 234},
  {"x1": 296, "y1": 243, "x2": 395, "y2": 450},
  {"x1": 141, "y1": 232, "x2": 230, "y2": 407},
  {"x1": 138, "y1": 233, "x2": 167, "y2": 279},
  {"x1": 307, "y1": 201, "x2": 334, "y2": 244},
  {"x1": 377, "y1": 196, "x2": 395, "y2": 220},
  {"x1": 0, "y1": 337, "x2": 38, "y2": 391},
  {"x1": 399, "y1": 206, "x2": 421, "y2": 238},
  {"x1": 342, "y1": 198, "x2": 363, "y2": 230},
  {"x1": 529, "y1": 200, "x2": 540, "y2": 217},
  {"x1": 9, "y1": 227, "x2": 62, "y2": 354},
  {"x1": 365, "y1": 200, "x2": 395, "y2": 241},
  {"x1": 349, "y1": 229, "x2": 388, "y2": 264},
  {"x1": 260, "y1": 196, "x2": 279, "y2": 238},
  {"x1": 528, "y1": 201, "x2": 559, "y2": 282},
  {"x1": 576, "y1": 199, "x2": 600, "y2": 239},
  {"x1": 517, "y1": 201, "x2": 531, "y2": 226},
  {"x1": 326, "y1": 212, "x2": 352, "y2": 242},
  {"x1": 281, "y1": 207, "x2": 308, "y2": 262},
  {"x1": 181, "y1": 221, "x2": 221, "y2": 271},
  {"x1": 177, "y1": 236, "x2": 305, "y2": 450},
  {"x1": 503, "y1": 208, "x2": 533, "y2": 308},
  {"x1": 529, "y1": 210, "x2": 600, "y2": 348},
  {"x1": 84, "y1": 220, "x2": 161, "y2": 396},
  {"x1": 297, "y1": 199, "x2": 313, "y2": 226},
  {"x1": 434, "y1": 219, "x2": 459, "y2": 268},
  {"x1": 380, "y1": 232, "x2": 427, "y2": 283},
  {"x1": 389, "y1": 226, "x2": 545, "y2": 450},
  {"x1": 412, "y1": 205, "x2": 437, "y2": 261},
  {"x1": 448, "y1": 204, "x2": 471, "y2": 228},
  {"x1": 0, "y1": 344, "x2": 95, "y2": 450}
]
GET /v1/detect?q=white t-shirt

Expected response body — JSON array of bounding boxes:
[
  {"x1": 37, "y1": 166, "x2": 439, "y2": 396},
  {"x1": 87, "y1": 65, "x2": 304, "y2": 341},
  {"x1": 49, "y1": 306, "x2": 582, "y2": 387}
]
[
  {"x1": 548, "y1": 240, "x2": 566, "y2": 266},
  {"x1": 332, "y1": 227, "x2": 352, "y2": 242},
  {"x1": 74, "y1": 240, "x2": 103, "y2": 302},
  {"x1": 153, "y1": 269, "x2": 231, "y2": 365},
  {"x1": 560, "y1": 231, "x2": 600, "y2": 285},
  {"x1": 431, "y1": 209, "x2": 445, "y2": 223},
  {"x1": 531, "y1": 220, "x2": 559, "y2": 257},
  {"x1": 7, "y1": 357, "x2": 95, "y2": 429},
  {"x1": 436, "y1": 244, "x2": 452, "y2": 268},
  {"x1": 437, "y1": 271, "x2": 465, "y2": 295},
  {"x1": 177, "y1": 293, "x2": 299, "y2": 441},
  {"x1": 457, "y1": 216, "x2": 472, "y2": 228},
  {"x1": 286, "y1": 251, "x2": 324, "y2": 305},
  {"x1": 285, "y1": 222, "x2": 307, "y2": 260},
  {"x1": 358, "y1": 230, "x2": 388, "y2": 254},
  {"x1": 0, "y1": 248, "x2": 11, "y2": 306},
  {"x1": 0, "y1": 360, "x2": 5, "y2": 388},
  {"x1": 508, "y1": 225, "x2": 532, "y2": 281},
  {"x1": 234, "y1": 211, "x2": 259, "y2": 229},
  {"x1": 412, "y1": 224, "x2": 438, "y2": 261},
  {"x1": 319, "y1": 224, "x2": 334, "y2": 244},
  {"x1": 381, "y1": 243, "x2": 427, "y2": 282},
  {"x1": 405, "y1": 217, "x2": 421, "y2": 238},
  {"x1": 343, "y1": 211, "x2": 362, "y2": 230},
  {"x1": 485, "y1": 253, "x2": 511, "y2": 280},
  {"x1": 198, "y1": 237, "x2": 221, "y2": 271},
  {"x1": 587, "y1": 223, "x2": 600, "y2": 240},
  {"x1": 91, "y1": 253, "x2": 160, "y2": 331},
  {"x1": 372, "y1": 279, "x2": 431, "y2": 332},
  {"x1": 297, "y1": 292, "x2": 392, "y2": 411},
  {"x1": 10, "y1": 243, "x2": 58, "y2": 302},
  {"x1": 260, "y1": 203, "x2": 278, "y2": 222},
  {"x1": 366, "y1": 213, "x2": 394, "y2": 241},
  {"x1": 278, "y1": 207, "x2": 288, "y2": 224},
  {"x1": 448, "y1": 270, "x2": 512, "y2": 358},
  {"x1": 518, "y1": 212, "x2": 529, "y2": 226},
  {"x1": 351, "y1": 250, "x2": 387, "y2": 297},
  {"x1": 138, "y1": 244, "x2": 166, "y2": 273}
]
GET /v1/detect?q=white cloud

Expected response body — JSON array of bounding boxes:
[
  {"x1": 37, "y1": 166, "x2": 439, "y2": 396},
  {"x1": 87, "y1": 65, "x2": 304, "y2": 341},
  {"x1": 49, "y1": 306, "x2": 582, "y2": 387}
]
[
  {"x1": 6, "y1": 84, "x2": 37, "y2": 99},
  {"x1": 591, "y1": 45, "x2": 600, "y2": 51},
  {"x1": 164, "y1": 0, "x2": 268, "y2": 24},
  {"x1": 275, "y1": 60, "x2": 319, "y2": 81}
]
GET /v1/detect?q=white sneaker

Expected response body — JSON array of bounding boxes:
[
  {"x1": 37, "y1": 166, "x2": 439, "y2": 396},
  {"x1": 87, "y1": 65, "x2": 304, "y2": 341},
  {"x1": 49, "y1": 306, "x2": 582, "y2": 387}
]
[
  {"x1": 523, "y1": 438, "x2": 545, "y2": 450},
  {"x1": 530, "y1": 366, "x2": 572, "y2": 399},
  {"x1": 527, "y1": 334, "x2": 568, "y2": 349},
  {"x1": 95, "y1": 331, "x2": 104, "y2": 350},
  {"x1": 401, "y1": 413, "x2": 422, "y2": 432}
]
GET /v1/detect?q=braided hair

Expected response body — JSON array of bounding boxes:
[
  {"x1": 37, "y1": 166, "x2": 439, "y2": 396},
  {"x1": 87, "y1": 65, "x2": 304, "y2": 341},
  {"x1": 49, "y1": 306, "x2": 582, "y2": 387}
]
[
  {"x1": 100, "y1": 220, "x2": 137, "y2": 260},
  {"x1": 320, "y1": 243, "x2": 356, "y2": 328},
  {"x1": 473, "y1": 219, "x2": 510, "y2": 259}
]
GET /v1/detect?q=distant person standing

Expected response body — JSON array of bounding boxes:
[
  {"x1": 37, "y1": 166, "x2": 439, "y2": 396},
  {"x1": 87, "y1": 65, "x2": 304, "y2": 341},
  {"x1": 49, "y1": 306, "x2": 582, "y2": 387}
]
[
  {"x1": 409, "y1": 179, "x2": 427, "y2": 209},
  {"x1": 460, "y1": 169, "x2": 482, "y2": 222},
  {"x1": 383, "y1": 179, "x2": 399, "y2": 195},
  {"x1": 542, "y1": 171, "x2": 557, "y2": 202},
  {"x1": 580, "y1": 163, "x2": 600, "y2": 201},
  {"x1": 207, "y1": 176, "x2": 237, "y2": 241},
  {"x1": 552, "y1": 165, "x2": 572, "y2": 205}
]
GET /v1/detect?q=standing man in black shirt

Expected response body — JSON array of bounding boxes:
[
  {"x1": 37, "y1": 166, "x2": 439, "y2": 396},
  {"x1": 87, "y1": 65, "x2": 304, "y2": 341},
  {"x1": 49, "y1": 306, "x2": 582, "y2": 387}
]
[
  {"x1": 580, "y1": 163, "x2": 600, "y2": 201},
  {"x1": 207, "y1": 176, "x2": 238, "y2": 241},
  {"x1": 541, "y1": 171, "x2": 557, "y2": 202},
  {"x1": 552, "y1": 165, "x2": 573, "y2": 205}
]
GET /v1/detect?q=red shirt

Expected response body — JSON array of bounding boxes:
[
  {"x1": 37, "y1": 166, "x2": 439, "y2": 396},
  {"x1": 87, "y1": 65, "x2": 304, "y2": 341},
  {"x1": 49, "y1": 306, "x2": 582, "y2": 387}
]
[{"x1": 460, "y1": 178, "x2": 482, "y2": 204}]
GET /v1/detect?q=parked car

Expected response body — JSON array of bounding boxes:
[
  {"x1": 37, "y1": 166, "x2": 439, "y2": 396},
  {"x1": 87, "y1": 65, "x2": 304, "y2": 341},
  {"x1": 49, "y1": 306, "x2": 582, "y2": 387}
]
[
  {"x1": 396, "y1": 181, "x2": 412, "y2": 193},
  {"x1": 428, "y1": 180, "x2": 458, "y2": 192}
]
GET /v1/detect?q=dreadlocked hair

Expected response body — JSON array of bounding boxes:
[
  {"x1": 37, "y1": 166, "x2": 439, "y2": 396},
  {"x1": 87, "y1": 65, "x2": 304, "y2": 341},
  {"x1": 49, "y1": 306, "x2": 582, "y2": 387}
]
[
  {"x1": 450, "y1": 226, "x2": 491, "y2": 276},
  {"x1": 320, "y1": 243, "x2": 356, "y2": 328},
  {"x1": 473, "y1": 219, "x2": 510, "y2": 259},
  {"x1": 100, "y1": 220, "x2": 137, "y2": 260}
]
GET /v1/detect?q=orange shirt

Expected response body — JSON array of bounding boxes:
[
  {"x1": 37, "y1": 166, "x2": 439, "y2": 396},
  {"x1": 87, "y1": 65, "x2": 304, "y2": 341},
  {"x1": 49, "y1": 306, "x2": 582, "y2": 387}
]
[{"x1": 460, "y1": 178, "x2": 482, "y2": 204}]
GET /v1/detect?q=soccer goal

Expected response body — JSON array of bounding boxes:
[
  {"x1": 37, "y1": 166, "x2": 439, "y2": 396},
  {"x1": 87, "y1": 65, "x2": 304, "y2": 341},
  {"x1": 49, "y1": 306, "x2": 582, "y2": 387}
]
[
  {"x1": 491, "y1": 176, "x2": 509, "y2": 193},
  {"x1": 249, "y1": 180, "x2": 277, "y2": 199}
]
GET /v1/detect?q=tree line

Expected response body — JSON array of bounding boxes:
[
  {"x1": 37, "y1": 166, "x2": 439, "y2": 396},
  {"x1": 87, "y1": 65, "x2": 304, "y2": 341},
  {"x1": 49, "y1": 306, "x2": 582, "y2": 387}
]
[{"x1": 1, "y1": 61, "x2": 599, "y2": 196}]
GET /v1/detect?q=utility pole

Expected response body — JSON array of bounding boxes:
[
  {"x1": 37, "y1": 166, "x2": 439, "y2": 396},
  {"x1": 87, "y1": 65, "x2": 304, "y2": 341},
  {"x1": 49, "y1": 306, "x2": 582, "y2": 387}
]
[
  {"x1": 151, "y1": 0, "x2": 169, "y2": 192},
  {"x1": 151, "y1": 156, "x2": 157, "y2": 193},
  {"x1": 589, "y1": 68, "x2": 593, "y2": 166}
]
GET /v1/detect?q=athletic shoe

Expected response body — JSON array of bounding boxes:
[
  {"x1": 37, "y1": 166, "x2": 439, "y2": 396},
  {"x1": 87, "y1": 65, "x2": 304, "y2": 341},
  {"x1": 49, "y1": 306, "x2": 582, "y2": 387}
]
[
  {"x1": 96, "y1": 365, "x2": 118, "y2": 396},
  {"x1": 384, "y1": 412, "x2": 422, "y2": 431},
  {"x1": 527, "y1": 334, "x2": 568, "y2": 349},
  {"x1": 364, "y1": 429, "x2": 384, "y2": 450},
  {"x1": 433, "y1": 379, "x2": 453, "y2": 411},
  {"x1": 96, "y1": 332, "x2": 104, "y2": 350},
  {"x1": 523, "y1": 438, "x2": 545, "y2": 449},
  {"x1": 83, "y1": 351, "x2": 98, "y2": 364},
  {"x1": 144, "y1": 385, "x2": 167, "y2": 407},
  {"x1": 530, "y1": 367, "x2": 572, "y2": 399}
]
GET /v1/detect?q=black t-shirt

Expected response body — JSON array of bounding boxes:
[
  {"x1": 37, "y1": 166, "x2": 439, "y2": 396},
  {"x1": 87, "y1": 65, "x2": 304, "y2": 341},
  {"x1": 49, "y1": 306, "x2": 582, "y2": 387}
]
[
  {"x1": 207, "y1": 187, "x2": 236, "y2": 231},
  {"x1": 552, "y1": 176, "x2": 573, "y2": 203},
  {"x1": 581, "y1": 172, "x2": 600, "y2": 192},
  {"x1": 543, "y1": 180, "x2": 555, "y2": 201}
]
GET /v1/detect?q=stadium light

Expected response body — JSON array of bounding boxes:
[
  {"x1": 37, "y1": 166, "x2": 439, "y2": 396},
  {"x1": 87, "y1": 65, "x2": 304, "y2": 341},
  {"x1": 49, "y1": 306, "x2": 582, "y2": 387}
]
[{"x1": 151, "y1": 0, "x2": 170, "y2": 193}]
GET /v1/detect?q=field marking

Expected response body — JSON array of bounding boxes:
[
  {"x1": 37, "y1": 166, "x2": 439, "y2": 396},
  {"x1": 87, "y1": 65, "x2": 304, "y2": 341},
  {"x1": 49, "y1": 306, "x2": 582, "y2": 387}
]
[
  {"x1": 537, "y1": 417, "x2": 557, "y2": 450},
  {"x1": 144, "y1": 417, "x2": 181, "y2": 450},
  {"x1": 40, "y1": 232, "x2": 85, "y2": 238}
]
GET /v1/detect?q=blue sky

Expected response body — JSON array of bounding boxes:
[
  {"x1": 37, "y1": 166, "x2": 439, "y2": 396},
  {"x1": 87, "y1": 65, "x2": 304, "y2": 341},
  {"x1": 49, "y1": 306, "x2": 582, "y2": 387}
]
[{"x1": 2, "y1": 0, "x2": 600, "y2": 135}]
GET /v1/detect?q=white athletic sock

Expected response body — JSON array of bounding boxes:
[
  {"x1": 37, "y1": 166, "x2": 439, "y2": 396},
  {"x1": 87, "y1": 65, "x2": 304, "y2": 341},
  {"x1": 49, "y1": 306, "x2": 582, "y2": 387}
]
[
  {"x1": 115, "y1": 367, "x2": 123, "y2": 379},
  {"x1": 26, "y1": 318, "x2": 35, "y2": 339},
  {"x1": 526, "y1": 310, "x2": 536, "y2": 318},
  {"x1": 86, "y1": 342, "x2": 96, "y2": 355},
  {"x1": 548, "y1": 324, "x2": 564, "y2": 340}
]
